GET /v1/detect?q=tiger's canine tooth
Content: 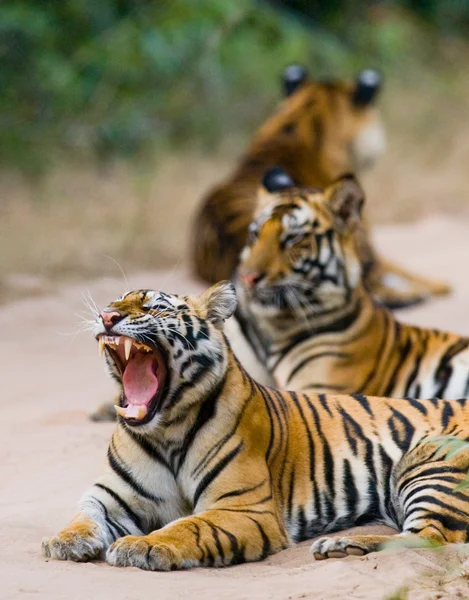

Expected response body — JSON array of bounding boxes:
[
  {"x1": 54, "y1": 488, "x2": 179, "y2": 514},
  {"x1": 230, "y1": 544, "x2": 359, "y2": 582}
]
[
  {"x1": 98, "y1": 338, "x2": 105, "y2": 357},
  {"x1": 114, "y1": 405, "x2": 127, "y2": 418},
  {"x1": 124, "y1": 338, "x2": 132, "y2": 361}
]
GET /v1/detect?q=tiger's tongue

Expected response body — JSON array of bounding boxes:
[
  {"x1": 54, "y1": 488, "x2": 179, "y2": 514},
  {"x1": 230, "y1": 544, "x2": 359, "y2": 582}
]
[{"x1": 122, "y1": 353, "x2": 159, "y2": 418}]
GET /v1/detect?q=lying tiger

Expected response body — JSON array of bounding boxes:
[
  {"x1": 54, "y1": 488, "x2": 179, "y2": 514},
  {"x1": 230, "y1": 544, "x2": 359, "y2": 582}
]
[
  {"x1": 192, "y1": 64, "x2": 450, "y2": 308},
  {"x1": 43, "y1": 281, "x2": 469, "y2": 569},
  {"x1": 236, "y1": 169, "x2": 468, "y2": 398}
]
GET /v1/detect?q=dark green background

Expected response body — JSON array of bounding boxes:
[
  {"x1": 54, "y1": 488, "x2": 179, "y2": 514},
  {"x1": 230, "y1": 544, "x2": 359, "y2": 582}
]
[{"x1": 2, "y1": 0, "x2": 468, "y2": 171}]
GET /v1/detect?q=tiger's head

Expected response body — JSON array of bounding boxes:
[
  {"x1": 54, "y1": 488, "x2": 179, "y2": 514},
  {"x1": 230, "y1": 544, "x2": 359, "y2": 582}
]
[
  {"x1": 248, "y1": 66, "x2": 385, "y2": 181},
  {"x1": 93, "y1": 282, "x2": 237, "y2": 430},
  {"x1": 236, "y1": 167, "x2": 365, "y2": 317}
]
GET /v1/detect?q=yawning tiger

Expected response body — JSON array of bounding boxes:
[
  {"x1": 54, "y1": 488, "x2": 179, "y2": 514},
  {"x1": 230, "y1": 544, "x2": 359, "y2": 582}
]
[{"x1": 43, "y1": 282, "x2": 469, "y2": 570}]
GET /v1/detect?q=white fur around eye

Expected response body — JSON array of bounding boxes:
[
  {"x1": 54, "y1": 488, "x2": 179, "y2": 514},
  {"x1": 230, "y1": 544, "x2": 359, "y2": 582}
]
[{"x1": 143, "y1": 292, "x2": 155, "y2": 306}]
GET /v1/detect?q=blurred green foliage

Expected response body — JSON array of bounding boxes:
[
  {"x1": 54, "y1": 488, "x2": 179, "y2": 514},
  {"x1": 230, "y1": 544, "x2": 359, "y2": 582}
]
[
  {"x1": 270, "y1": 0, "x2": 469, "y2": 32},
  {"x1": 1, "y1": 0, "x2": 467, "y2": 172}
]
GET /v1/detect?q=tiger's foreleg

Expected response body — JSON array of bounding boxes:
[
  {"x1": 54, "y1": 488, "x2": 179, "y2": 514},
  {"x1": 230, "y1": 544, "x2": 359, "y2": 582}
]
[
  {"x1": 42, "y1": 482, "x2": 146, "y2": 562},
  {"x1": 106, "y1": 507, "x2": 288, "y2": 571}
]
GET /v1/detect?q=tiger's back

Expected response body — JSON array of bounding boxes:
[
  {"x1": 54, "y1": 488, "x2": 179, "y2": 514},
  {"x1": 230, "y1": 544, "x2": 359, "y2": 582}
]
[{"x1": 273, "y1": 298, "x2": 469, "y2": 399}]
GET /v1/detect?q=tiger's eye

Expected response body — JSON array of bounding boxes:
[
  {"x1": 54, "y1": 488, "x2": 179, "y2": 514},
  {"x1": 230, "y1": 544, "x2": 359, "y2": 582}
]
[{"x1": 285, "y1": 233, "x2": 305, "y2": 248}]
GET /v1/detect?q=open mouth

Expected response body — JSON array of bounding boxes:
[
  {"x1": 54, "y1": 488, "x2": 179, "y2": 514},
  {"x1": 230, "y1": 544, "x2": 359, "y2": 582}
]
[{"x1": 98, "y1": 335, "x2": 166, "y2": 425}]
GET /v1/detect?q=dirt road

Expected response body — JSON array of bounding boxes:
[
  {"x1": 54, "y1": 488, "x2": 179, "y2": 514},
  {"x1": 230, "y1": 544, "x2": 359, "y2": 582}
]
[{"x1": 3, "y1": 216, "x2": 469, "y2": 600}]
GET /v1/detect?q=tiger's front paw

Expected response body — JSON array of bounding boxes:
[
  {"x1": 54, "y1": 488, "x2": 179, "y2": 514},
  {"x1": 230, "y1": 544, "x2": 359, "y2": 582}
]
[
  {"x1": 42, "y1": 521, "x2": 103, "y2": 562},
  {"x1": 106, "y1": 535, "x2": 193, "y2": 571}
]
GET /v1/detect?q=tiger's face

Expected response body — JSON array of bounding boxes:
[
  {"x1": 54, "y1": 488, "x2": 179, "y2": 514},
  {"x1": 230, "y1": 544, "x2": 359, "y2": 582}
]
[
  {"x1": 253, "y1": 68, "x2": 385, "y2": 180},
  {"x1": 237, "y1": 175, "x2": 365, "y2": 316},
  {"x1": 93, "y1": 282, "x2": 237, "y2": 430}
]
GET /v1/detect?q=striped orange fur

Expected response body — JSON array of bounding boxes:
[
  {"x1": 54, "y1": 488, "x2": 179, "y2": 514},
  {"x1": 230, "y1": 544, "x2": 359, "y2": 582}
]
[
  {"x1": 236, "y1": 174, "x2": 465, "y2": 398},
  {"x1": 192, "y1": 69, "x2": 450, "y2": 308},
  {"x1": 43, "y1": 282, "x2": 469, "y2": 570}
]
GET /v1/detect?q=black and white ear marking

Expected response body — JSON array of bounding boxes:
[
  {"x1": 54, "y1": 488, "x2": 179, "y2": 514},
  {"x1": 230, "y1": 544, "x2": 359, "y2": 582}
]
[
  {"x1": 282, "y1": 64, "x2": 308, "y2": 97},
  {"x1": 352, "y1": 69, "x2": 382, "y2": 106},
  {"x1": 262, "y1": 167, "x2": 296, "y2": 193},
  {"x1": 200, "y1": 281, "x2": 237, "y2": 326},
  {"x1": 326, "y1": 174, "x2": 365, "y2": 229}
]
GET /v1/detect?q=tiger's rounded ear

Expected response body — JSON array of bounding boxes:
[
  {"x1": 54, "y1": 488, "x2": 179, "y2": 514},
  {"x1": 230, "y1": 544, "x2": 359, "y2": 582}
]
[
  {"x1": 325, "y1": 174, "x2": 365, "y2": 230},
  {"x1": 198, "y1": 281, "x2": 237, "y2": 327},
  {"x1": 282, "y1": 64, "x2": 308, "y2": 97},
  {"x1": 262, "y1": 166, "x2": 296, "y2": 193},
  {"x1": 352, "y1": 69, "x2": 382, "y2": 106}
]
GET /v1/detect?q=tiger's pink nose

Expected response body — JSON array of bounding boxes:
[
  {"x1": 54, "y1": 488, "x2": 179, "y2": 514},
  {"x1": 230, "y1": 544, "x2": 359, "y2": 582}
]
[
  {"x1": 100, "y1": 310, "x2": 123, "y2": 330},
  {"x1": 239, "y1": 271, "x2": 264, "y2": 288}
]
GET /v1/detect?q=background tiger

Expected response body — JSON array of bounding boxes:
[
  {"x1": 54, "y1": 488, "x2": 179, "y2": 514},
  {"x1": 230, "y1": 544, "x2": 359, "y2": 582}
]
[
  {"x1": 192, "y1": 65, "x2": 450, "y2": 308},
  {"x1": 43, "y1": 281, "x2": 469, "y2": 569},
  {"x1": 236, "y1": 170, "x2": 468, "y2": 398}
]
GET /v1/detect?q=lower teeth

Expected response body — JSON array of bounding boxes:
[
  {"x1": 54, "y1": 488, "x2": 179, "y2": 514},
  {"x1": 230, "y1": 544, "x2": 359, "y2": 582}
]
[{"x1": 114, "y1": 404, "x2": 148, "y2": 420}]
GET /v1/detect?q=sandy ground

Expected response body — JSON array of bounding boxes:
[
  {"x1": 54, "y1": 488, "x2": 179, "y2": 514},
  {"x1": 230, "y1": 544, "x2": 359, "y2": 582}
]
[{"x1": 3, "y1": 215, "x2": 469, "y2": 600}]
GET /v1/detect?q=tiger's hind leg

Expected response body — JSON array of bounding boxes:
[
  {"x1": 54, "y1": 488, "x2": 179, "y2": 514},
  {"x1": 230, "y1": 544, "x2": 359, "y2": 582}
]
[
  {"x1": 367, "y1": 257, "x2": 452, "y2": 310},
  {"x1": 311, "y1": 530, "x2": 444, "y2": 560},
  {"x1": 311, "y1": 440, "x2": 469, "y2": 561},
  {"x1": 311, "y1": 534, "x2": 395, "y2": 560},
  {"x1": 392, "y1": 441, "x2": 469, "y2": 546}
]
